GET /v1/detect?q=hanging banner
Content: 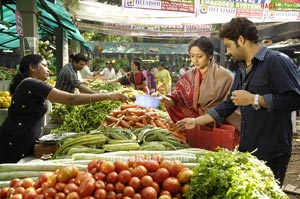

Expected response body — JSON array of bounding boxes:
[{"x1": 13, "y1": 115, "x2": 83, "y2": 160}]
[
  {"x1": 198, "y1": 5, "x2": 236, "y2": 17},
  {"x1": 103, "y1": 22, "x2": 211, "y2": 34},
  {"x1": 123, "y1": 0, "x2": 195, "y2": 13},
  {"x1": 185, "y1": 24, "x2": 212, "y2": 32},
  {"x1": 200, "y1": 0, "x2": 300, "y2": 10},
  {"x1": 197, "y1": 0, "x2": 300, "y2": 22},
  {"x1": 267, "y1": 0, "x2": 300, "y2": 10},
  {"x1": 15, "y1": 10, "x2": 24, "y2": 37},
  {"x1": 79, "y1": 0, "x2": 300, "y2": 27},
  {"x1": 263, "y1": 10, "x2": 300, "y2": 21}
]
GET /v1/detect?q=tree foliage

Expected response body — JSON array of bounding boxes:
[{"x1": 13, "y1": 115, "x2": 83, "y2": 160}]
[{"x1": 61, "y1": 0, "x2": 80, "y2": 16}]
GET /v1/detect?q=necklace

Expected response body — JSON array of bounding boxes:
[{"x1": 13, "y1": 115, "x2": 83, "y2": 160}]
[{"x1": 246, "y1": 63, "x2": 253, "y2": 74}]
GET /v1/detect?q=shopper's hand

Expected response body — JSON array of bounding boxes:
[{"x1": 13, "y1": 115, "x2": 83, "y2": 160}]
[
  {"x1": 109, "y1": 91, "x2": 130, "y2": 103},
  {"x1": 151, "y1": 91, "x2": 163, "y2": 98},
  {"x1": 176, "y1": 118, "x2": 197, "y2": 130},
  {"x1": 231, "y1": 90, "x2": 253, "y2": 106},
  {"x1": 151, "y1": 91, "x2": 174, "y2": 106}
]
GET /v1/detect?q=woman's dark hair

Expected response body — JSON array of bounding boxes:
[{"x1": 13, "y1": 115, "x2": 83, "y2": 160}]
[
  {"x1": 133, "y1": 59, "x2": 141, "y2": 71},
  {"x1": 218, "y1": 17, "x2": 259, "y2": 44},
  {"x1": 188, "y1": 36, "x2": 214, "y2": 57},
  {"x1": 9, "y1": 54, "x2": 44, "y2": 94}
]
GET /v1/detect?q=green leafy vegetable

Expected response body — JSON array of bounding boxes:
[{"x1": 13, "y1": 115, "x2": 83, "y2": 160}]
[
  {"x1": 89, "y1": 80, "x2": 122, "y2": 91},
  {"x1": 186, "y1": 149, "x2": 288, "y2": 199}
]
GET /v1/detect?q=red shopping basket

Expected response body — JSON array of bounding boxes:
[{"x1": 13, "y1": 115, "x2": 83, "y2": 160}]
[{"x1": 186, "y1": 123, "x2": 237, "y2": 151}]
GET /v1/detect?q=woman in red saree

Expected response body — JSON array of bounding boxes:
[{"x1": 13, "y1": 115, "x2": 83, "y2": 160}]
[
  {"x1": 159, "y1": 36, "x2": 234, "y2": 123},
  {"x1": 118, "y1": 59, "x2": 149, "y2": 94}
]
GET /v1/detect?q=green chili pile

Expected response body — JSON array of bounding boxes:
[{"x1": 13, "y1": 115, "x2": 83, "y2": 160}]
[{"x1": 51, "y1": 100, "x2": 122, "y2": 134}]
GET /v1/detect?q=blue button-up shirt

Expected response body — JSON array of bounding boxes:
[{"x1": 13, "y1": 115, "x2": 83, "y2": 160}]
[{"x1": 208, "y1": 46, "x2": 300, "y2": 160}]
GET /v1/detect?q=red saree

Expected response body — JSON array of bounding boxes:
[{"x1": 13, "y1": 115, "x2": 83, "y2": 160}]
[
  {"x1": 166, "y1": 62, "x2": 234, "y2": 123},
  {"x1": 128, "y1": 71, "x2": 149, "y2": 94}
]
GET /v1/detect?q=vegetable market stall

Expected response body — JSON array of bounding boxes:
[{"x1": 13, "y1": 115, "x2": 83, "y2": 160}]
[
  {"x1": 0, "y1": 80, "x2": 290, "y2": 198},
  {"x1": 0, "y1": 149, "x2": 288, "y2": 199}
]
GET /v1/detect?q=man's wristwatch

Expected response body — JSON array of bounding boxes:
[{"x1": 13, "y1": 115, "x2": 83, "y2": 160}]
[{"x1": 252, "y1": 94, "x2": 261, "y2": 110}]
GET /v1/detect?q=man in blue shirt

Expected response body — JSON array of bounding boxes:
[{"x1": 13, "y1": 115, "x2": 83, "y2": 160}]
[{"x1": 176, "y1": 17, "x2": 300, "y2": 186}]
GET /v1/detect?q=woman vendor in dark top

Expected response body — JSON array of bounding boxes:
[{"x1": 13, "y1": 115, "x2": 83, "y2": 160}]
[{"x1": 0, "y1": 54, "x2": 129, "y2": 163}]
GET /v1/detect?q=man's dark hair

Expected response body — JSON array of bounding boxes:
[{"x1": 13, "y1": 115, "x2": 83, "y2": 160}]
[
  {"x1": 72, "y1": 53, "x2": 88, "y2": 63},
  {"x1": 218, "y1": 17, "x2": 259, "y2": 44}
]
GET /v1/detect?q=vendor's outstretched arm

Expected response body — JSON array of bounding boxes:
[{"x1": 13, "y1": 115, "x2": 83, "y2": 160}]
[
  {"x1": 176, "y1": 114, "x2": 214, "y2": 130},
  {"x1": 78, "y1": 83, "x2": 98, "y2": 94}
]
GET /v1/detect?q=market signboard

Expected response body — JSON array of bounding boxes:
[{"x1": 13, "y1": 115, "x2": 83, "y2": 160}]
[
  {"x1": 122, "y1": 0, "x2": 299, "y2": 23},
  {"x1": 200, "y1": 0, "x2": 300, "y2": 10},
  {"x1": 236, "y1": 9, "x2": 264, "y2": 18},
  {"x1": 269, "y1": 0, "x2": 300, "y2": 10},
  {"x1": 124, "y1": 0, "x2": 195, "y2": 13},
  {"x1": 263, "y1": 10, "x2": 300, "y2": 21},
  {"x1": 160, "y1": 0, "x2": 195, "y2": 13},
  {"x1": 185, "y1": 24, "x2": 212, "y2": 32},
  {"x1": 199, "y1": 6, "x2": 236, "y2": 17},
  {"x1": 102, "y1": 22, "x2": 211, "y2": 36},
  {"x1": 15, "y1": 10, "x2": 24, "y2": 37},
  {"x1": 196, "y1": 0, "x2": 300, "y2": 22}
]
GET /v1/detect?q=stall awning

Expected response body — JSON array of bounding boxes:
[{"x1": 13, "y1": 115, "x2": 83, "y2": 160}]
[{"x1": 0, "y1": 0, "x2": 91, "y2": 51}]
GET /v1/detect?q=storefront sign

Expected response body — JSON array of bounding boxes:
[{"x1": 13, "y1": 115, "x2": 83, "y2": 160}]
[
  {"x1": 199, "y1": 5, "x2": 236, "y2": 16},
  {"x1": 185, "y1": 24, "x2": 212, "y2": 32},
  {"x1": 200, "y1": 0, "x2": 300, "y2": 10},
  {"x1": 124, "y1": 0, "x2": 195, "y2": 13},
  {"x1": 236, "y1": 9, "x2": 263, "y2": 18},
  {"x1": 131, "y1": 25, "x2": 160, "y2": 31},
  {"x1": 15, "y1": 10, "x2": 24, "y2": 37},
  {"x1": 264, "y1": 10, "x2": 299, "y2": 21}
]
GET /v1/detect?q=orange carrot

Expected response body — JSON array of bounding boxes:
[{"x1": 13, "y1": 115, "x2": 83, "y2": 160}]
[
  {"x1": 149, "y1": 119, "x2": 156, "y2": 127},
  {"x1": 116, "y1": 113, "x2": 123, "y2": 118},
  {"x1": 171, "y1": 131, "x2": 186, "y2": 139},
  {"x1": 111, "y1": 109, "x2": 122, "y2": 116},
  {"x1": 124, "y1": 115, "x2": 139, "y2": 122},
  {"x1": 140, "y1": 115, "x2": 148, "y2": 125},
  {"x1": 128, "y1": 120, "x2": 135, "y2": 126},
  {"x1": 165, "y1": 123, "x2": 170, "y2": 129},
  {"x1": 120, "y1": 103, "x2": 139, "y2": 110},
  {"x1": 126, "y1": 108, "x2": 146, "y2": 116},
  {"x1": 155, "y1": 120, "x2": 167, "y2": 129},
  {"x1": 105, "y1": 115, "x2": 119, "y2": 123},
  {"x1": 135, "y1": 122, "x2": 145, "y2": 128},
  {"x1": 120, "y1": 120, "x2": 131, "y2": 128},
  {"x1": 145, "y1": 108, "x2": 152, "y2": 112}
]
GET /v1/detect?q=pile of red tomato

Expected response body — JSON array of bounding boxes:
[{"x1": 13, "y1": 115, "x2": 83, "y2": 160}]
[{"x1": 0, "y1": 155, "x2": 194, "y2": 199}]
